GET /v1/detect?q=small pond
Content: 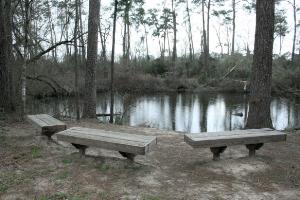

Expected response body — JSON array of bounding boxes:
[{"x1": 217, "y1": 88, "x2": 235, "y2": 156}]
[{"x1": 27, "y1": 92, "x2": 300, "y2": 133}]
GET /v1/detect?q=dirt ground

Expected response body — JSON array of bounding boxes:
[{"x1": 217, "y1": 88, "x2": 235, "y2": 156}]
[{"x1": 0, "y1": 119, "x2": 300, "y2": 200}]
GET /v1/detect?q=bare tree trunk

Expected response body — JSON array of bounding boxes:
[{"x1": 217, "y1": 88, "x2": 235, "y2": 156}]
[
  {"x1": 226, "y1": 27, "x2": 230, "y2": 55},
  {"x1": 5, "y1": 0, "x2": 14, "y2": 111},
  {"x1": 172, "y1": 0, "x2": 177, "y2": 68},
  {"x1": 82, "y1": 0, "x2": 100, "y2": 118},
  {"x1": 201, "y1": 0, "x2": 208, "y2": 75},
  {"x1": 21, "y1": 0, "x2": 30, "y2": 114},
  {"x1": 186, "y1": 0, "x2": 194, "y2": 60},
  {"x1": 64, "y1": 0, "x2": 70, "y2": 57},
  {"x1": 74, "y1": 0, "x2": 80, "y2": 120},
  {"x1": 291, "y1": 0, "x2": 297, "y2": 62},
  {"x1": 109, "y1": 0, "x2": 118, "y2": 124},
  {"x1": 206, "y1": 0, "x2": 211, "y2": 55},
  {"x1": 0, "y1": 0, "x2": 13, "y2": 112},
  {"x1": 279, "y1": 35, "x2": 282, "y2": 55},
  {"x1": 144, "y1": 25, "x2": 149, "y2": 60},
  {"x1": 231, "y1": 0, "x2": 236, "y2": 55},
  {"x1": 79, "y1": 0, "x2": 86, "y2": 61},
  {"x1": 167, "y1": 31, "x2": 171, "y2": 58},
  {"x1": 127, "y1": 22, "x2": 130, "y2": 65},
  {"x1": 122, "y1": 0, "x2": 131, "y2": 67},
  {"x1": 215, "y1": 26, "x2": 224, "y2": 55},
  {"x1": 246, "y1": 0, "x2": 275, "y2": 129}
]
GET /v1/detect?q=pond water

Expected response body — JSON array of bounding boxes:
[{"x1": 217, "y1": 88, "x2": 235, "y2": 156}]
[{"x1": 27, "y1": 92, "x2": 300, "y2": 133}]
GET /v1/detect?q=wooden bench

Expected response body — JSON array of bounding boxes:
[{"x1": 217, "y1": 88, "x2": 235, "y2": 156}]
[
  {"x1": 56, "y1": 127, "x2": 157, "y2": 161},
  {"x1": 184, "y1": 128, "x2": 287, "y2": 161},
  {"x1": 27, "y1": 114, "x2": 67, "y2": 138}
]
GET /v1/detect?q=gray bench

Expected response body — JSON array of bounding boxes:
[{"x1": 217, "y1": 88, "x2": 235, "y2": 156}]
[
  {"x1": 27, "y1": 114, "x2": 66, "y2": 138},
  {"x1": 56, "y1": 127, "x2": 157, "y2": 161},
  {"x1": 184, "y1": 128, "x2": 287, "y2": 160}
]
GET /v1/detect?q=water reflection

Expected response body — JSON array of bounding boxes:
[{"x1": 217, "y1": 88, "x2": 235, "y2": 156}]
[{"x1": 28, "y1": 92, "x2": 300, "y2": 133}]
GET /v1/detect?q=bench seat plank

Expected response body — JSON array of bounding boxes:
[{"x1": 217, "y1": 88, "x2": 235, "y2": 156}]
[
  {"x1": 27, "y1": 114, "x2": 66, "y2": 137},
  {"x1": 56, "y1": 127, "x2": 157, "y2": 155},
  {"x1": 184, "y1": 128, "x2": 286, "y2": 148}
]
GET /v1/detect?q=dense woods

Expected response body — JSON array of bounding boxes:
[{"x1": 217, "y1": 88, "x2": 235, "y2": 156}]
[{"x1": 0, "y1": 0, "x2": 299, "y2": 123}]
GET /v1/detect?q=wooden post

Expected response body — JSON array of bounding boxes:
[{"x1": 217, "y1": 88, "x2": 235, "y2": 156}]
[
  {"x1": 246, "y1": 143, "x2": 264, "y2": 157},
  {"x1": 210, "y1": 146, "x2": 227, "y2": 161},
  {"x1": 72, "y1": 143, "x2": 88, "y2": 157}
]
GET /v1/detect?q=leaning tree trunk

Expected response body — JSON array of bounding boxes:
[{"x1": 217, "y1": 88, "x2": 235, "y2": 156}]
[
  {"x1": 245, "y1": 0, "x2": 275, "y2": 129},
  {"x1": 82, "y1": 0, "x2": 100, "y2": 118}
]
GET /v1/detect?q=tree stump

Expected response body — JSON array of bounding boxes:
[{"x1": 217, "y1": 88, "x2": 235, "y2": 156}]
[
  {"x1": 210, "y1": 146, "x2": 227, "y2": 161},
  {"x1": 72, "y1": 143, "x2": 88, "y2": 157},
  {"x1": 246, "y1": 143, "x2": 264, "y2": 157}
]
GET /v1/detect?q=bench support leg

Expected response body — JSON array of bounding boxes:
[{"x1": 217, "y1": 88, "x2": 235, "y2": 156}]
[
  {"x1": 210, "y1": 146, "x2": 227, "y2": 161},
  {"x1": 119, "y1": 151, "x2": 136, "y2": 161},
  {"x1": 42, "y1": 131, "x2": 55, "y2": 140},
  {"x1": 246, "y1": 143, "x2": 264, "y2": 157},
  {"x1": 72, "y1": 143, "x2": 88, "y2": 157}
]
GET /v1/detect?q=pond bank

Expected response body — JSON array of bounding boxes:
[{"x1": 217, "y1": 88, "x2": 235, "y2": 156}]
[{"x1": 1, "y1": 119, "x2": 300, "y2": 199}]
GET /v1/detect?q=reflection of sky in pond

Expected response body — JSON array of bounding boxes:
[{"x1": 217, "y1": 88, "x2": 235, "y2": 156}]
[
  {"x1": 207, "y1": 95, "x2": 226, "y2": 132},
  {"x1": 27, "y1": 92, "x2": 300, "y2": 133}
]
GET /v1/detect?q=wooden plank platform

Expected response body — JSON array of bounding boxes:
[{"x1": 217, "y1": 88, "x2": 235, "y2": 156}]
[
  {"x1": 27, "y1": 114, "x2": 66, "y2": 138},
  {"x1": 56, "y1": 127, "x2": 157, "y2": 159},
  {"x1": 184, "y1": 128, "x2": 287, "y2": 160}
]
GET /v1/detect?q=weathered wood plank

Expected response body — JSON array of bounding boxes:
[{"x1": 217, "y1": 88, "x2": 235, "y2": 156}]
[
  {"x1": 56, "y1": 127, "x2": 157, "y2": 155},
  {"x1": 184, "y1": 129, "x2": 286, "y2": 148},
  {"x1": 27, "y1": 114, "x2": 66, "y2": 137}
]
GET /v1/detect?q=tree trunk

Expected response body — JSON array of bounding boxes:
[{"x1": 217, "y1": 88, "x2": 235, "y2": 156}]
[
  {"x1": 201, "y1": 0, "x2": 208, "y2": 75},
  {"x1": 291, "y1": 0, "x2": 297, "y2": 62},
  {"x1": 79, "y1": 0, "x2": 86, "y2": 62},
  {"x1": 21, "y1": 0, "x2": 30, "y2": 114},
  {"x1": 172, "y1": 0, "x2": 177, "y2": 68},
  {"x1": 74, "y1": 0, "x2": 80, "y2": 120},
  {"x1": 186, "y1": 0, "x2": 194, "y2": 60},
  {"x1": 82, "y1": 0, "x2": 100, "y2": 118},
  {"x1": 0, "y1": 0, "x2": 11, "y2": 112},
  {"x1": 245, "y1": 0, "x2": 275, "y2": 129},
  {"x1": 109, "y1": 0, "x2": 118, "y2": 124},
  {"x1": 231, "y1": 0, "x2": 236, "y2": 55},
  {"x1": 144, "y1": 25, "x2": 149, "y2": 60},
  {"x1": 206, "y1": 0, "x2": 211, "y2": 55},
  {"x1": 5, "y1": 0, "x2": 14, "y2": 111}
]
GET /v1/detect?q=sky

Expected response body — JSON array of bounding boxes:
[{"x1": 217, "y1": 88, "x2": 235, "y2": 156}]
[{"x1": 78, "y1": 0, "x2": 299, "y2": 59}]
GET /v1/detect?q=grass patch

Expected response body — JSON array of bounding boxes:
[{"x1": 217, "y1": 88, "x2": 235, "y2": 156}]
[
  {"x1": 0, "y1": 172, "x2": 26, "y2": 193},
  {"x1": 38, "y1": 193, "x2": 86, "y2": 200},
  {"x1": 31, "y1": 146, "x2": 42, "y2": 158},
  {"x1": 98, "y1": 191, "x2": 112, "y2": 200},
  {"x1": 56, "y1": 170, "x2": 70, "y2": 180},
  {"x1": 141, "y1": 194, "x2": 161, "y2": 200},
  {"x1": 62, "y1": 157, "x2": 73, "y2": 165},
  {"x1": 97, "y1": 164, "x2": 110, "y2": 172},
  {"x1": 124, "y1": 163, "x2": 143, "y2": 171}
]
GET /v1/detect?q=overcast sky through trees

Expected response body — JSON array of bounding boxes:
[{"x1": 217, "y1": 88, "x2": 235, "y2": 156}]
[{"x1": 62, "y1": 0, "x2": 299, "y2": 59}]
